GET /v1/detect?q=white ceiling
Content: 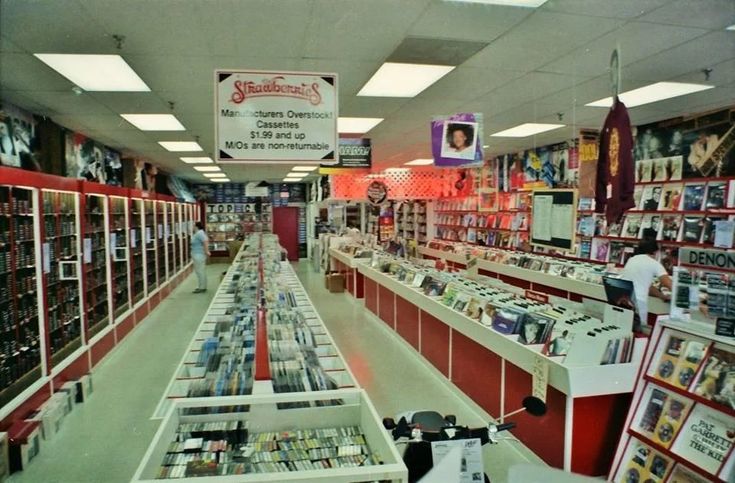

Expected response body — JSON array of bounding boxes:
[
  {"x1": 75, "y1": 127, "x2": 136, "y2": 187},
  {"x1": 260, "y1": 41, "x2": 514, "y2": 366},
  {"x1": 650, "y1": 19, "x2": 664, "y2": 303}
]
[{"x1": 1, "y1": 0, "x2": 734, "y2": 183}]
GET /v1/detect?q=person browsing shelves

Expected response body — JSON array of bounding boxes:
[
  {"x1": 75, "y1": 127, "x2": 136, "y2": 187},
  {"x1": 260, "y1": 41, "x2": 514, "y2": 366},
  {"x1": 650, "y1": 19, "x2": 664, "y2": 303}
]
[
  {"x1": 620, "y1": 238, "x2": 672, "y2": 323},
  {"x1": 191, "y1": 222, "x2": 211, "y2": 293}
]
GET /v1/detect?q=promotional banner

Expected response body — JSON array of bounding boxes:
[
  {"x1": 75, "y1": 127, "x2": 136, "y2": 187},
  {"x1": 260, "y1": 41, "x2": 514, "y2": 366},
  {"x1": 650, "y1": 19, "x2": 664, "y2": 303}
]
[
  {"x1": 215, "y1": 70, "x2": 338, "y2": 163},
  {"x1": 0, "y1": 102, "x2": 35, "y2": 168},
  {"x1": 319, "y1": 138, "x2": 371, "y2": 174},
  {"x1": 65, "y1": 131, "x2": 123, "y2": 185},
  {"x1": 431, "y1": 113, "x2": 484, "y2": 167}
]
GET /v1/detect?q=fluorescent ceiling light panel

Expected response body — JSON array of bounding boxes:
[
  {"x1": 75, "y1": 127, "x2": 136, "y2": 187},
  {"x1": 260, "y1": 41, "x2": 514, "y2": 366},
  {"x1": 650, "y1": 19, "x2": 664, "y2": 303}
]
[
  {"x1": 33, "y1": 54, "x2": 150, "y2": 92},
  {"x1": 291, "y1": 166, "x2": 318, "y2": 172},
  {"x1": 283, "y1": 178, "x2": 302, "y2": 182},
  {"x1": 445, "y1": 0, "x2": 548, "y2": 6},
  {"x1": 193, "y1": 166, "x2": 222, "y2": 172},
  {"x1": 121, "y1": 114, "x2": 185, "y2": 131},
  {"x1": 203, "y1": 173, "x2": 227, "y2": 178},
  {"x1": 180, "y1": 157, "x2": 214, "y2": 164},
  {"x1": 337, "y1": 117, "x2": 384, "y2": 133},
  {"x1": 490, "y1": 123, "x2": 565, "y2": 137},
  {"x1": 405, "y1": 158, "x2": 434, "y2": 166},
  {"x1": 357, "y1": 62, "x2": 455, "y2": 97},
  {"x1": 586, "y1": 82, "x2": 714, "y2": 108},
  {"x1": 211, "y1": 179, "x2": 230, "y2": 183},
  {"x1": 726, "y1": 24, "x2": 735, "y2": 31},
  {"x1": 158, "y1": 141, "x2": 202, "y2": 152}
]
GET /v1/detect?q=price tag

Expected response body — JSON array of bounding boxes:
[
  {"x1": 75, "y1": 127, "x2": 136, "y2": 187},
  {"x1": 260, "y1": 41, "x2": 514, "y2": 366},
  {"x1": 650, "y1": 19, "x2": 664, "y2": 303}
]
[
  {"x1": 531, "y1": 355, "x2": 549, "y2": 403},
  {"x1": 42, "y1": 242, "x2": 51, "y2": 274},
  {"x1": 83, "y1": 238, "x2": 92, "y2": 264},
  {"x1": 130, "y1": 229, "x2": 137, "y2": 248},
  {"x1": 158, "y1": 224, "x2": 163, "y2": 239},
  {"x1": 146, "y1": 227, "x2": 152, "y2": 244}
]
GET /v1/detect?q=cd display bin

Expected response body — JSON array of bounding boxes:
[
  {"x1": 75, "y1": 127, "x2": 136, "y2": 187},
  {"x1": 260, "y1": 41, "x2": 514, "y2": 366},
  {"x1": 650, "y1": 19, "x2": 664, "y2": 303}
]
[
  {"x1": 154, "y1": 242, "x2": 357, "y2": 419},
  {"x1": 134, "y1": 389, "x2": 407, "y2": 482},
  {"x1": 357, "y1": 260, "x2": 645, "y2": 476},
  {"x1": 609, "y1": 319, "x2": 735, "y2": 482}
]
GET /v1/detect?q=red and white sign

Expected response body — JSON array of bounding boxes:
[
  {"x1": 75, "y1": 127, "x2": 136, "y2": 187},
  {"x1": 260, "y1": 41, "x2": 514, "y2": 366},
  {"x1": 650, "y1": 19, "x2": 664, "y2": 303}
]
[
  {"x1": 525, "y1": 289, "x2": 549, "y2": 304},
  {"x1": 215, "y1": 70, "x2": 338, "y2": 163}
]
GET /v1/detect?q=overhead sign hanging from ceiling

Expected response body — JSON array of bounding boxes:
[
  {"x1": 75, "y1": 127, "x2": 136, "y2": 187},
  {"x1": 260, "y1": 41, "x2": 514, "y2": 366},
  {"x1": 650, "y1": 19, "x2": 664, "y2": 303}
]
[
  {"x1": 431, "y1": 112, "x2": 484, "y2": 168},
  {"x1": 319, "y1": 138, "x2": 371, "y2": 174},
  {"x1": 215, "y1": 70, "x2": 338, "y2": 164}
]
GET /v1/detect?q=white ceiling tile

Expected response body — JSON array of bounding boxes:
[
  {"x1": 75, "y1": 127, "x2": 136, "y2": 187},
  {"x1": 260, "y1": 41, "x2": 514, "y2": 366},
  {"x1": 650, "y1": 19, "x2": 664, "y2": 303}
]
[
  {"x1": 86, "y1": 92, "x2": 169, "y2": 115},
  {"x1": 537, "y1": 22, "x2": 709, "y2": 78},
  {"x1": 465, "y1": 11, "x2": 624, "y2": 71},
  {"x1": 1, "y1": 0, "x2": 111, "y2": 53},
  {"x1": 638, "y1": 0, "x2": 735, "y2": 30},
  {"x1": 409, "y1": 2, "x2": 530, "y2": 42},
  {"x1": 672, "y1": 58, "x2": 735, "y2": 87},
  {"x1": 302, "y1": 0, "x2": 430, "y2": 61},
  {"x1": 541, "y1": 0, "x2": 674, "y2": 19},
  {"x1": 0, "y1": 53, "x2": 78, "y2": 92},
  {"x1": 418, "y1": 67, "x2": 526, "y2": 102},
  {"x1": 0, "y1": 35, "x2": 24, "y2": 53},
  {"x1": 26, "y1": 91, "x2": 114, "y2": 116},
  {"x1": 622, "y1": 31, "x2": 735, "y2": 81},
  {"x1": 297, "y1": 59, "x2": 380, "y2": 97},
  {"x1": 339, "y1": 97, "x2": 409, "y2": 119}
]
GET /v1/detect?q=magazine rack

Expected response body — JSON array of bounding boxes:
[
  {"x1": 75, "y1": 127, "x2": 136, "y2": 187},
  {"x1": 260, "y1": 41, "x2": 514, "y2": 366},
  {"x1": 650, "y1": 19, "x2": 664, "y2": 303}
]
[
  {"x1": 134, "y1": 389, "x2": 407, "y2": 482},
  {"x1": 609, "y1": 319, "x2": 735, "y2": 482}
]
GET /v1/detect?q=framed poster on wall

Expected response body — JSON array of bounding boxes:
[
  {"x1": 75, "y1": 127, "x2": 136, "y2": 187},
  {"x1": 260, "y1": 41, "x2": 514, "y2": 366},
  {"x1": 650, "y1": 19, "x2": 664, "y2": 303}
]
[{"x1": 530, "y1": 189, "x2": 578, "y2": 252}]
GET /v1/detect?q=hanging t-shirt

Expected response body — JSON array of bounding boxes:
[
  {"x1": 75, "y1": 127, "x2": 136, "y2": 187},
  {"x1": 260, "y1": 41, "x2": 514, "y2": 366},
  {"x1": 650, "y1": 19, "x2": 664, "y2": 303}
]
[{"x1": 595, "y1": 98, "x2": 635, "y2": 224}]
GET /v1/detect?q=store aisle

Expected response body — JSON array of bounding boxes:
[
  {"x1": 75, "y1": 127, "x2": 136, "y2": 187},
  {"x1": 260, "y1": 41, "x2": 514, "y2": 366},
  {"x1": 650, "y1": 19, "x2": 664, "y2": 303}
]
[
  {"x1": 9, "y1": 264, "x2": 227, "y2": 483},
  {"x1": 294, "y1": 262, "x2": 545, "y2": 483}
]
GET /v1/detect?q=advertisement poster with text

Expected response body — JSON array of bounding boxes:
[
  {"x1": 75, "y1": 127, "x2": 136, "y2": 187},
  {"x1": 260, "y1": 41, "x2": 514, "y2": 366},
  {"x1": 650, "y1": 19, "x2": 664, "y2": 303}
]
[
  {"x1": 216, "y1": 70, "x2": 338, "y2": 163},
  {"x1": 319, "y1": 138, "x2": 371, "y2": 174}
]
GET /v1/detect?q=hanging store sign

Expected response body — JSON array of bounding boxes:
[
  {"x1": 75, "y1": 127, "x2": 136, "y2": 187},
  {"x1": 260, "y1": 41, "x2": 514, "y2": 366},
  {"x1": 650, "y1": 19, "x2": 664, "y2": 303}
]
[
  {"x1": 319, "y1": 138, "x2": 372, "y2": 174},
  {"x1": 366, "y1": 181, "x2": 388, "y2": 205},
  {"x1": 215, "y1": 70, "x2": 338, "y2": 164},
  {"x1": 431, "y1": 113, "x2": 484, "y2": 168}
]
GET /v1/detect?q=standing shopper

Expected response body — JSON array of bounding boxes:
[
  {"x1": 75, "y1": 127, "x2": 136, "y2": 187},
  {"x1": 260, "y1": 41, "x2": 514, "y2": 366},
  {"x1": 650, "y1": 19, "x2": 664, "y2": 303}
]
[{"x1": 191, "y1": 222, "x2": 210, "y2": 293}]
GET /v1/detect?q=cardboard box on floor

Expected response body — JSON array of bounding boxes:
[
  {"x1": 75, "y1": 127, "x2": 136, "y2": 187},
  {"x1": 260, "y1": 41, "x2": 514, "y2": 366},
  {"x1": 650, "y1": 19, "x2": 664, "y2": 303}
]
[{"x1": 325, "y1": 273, "x2": 344, "y2": 293}]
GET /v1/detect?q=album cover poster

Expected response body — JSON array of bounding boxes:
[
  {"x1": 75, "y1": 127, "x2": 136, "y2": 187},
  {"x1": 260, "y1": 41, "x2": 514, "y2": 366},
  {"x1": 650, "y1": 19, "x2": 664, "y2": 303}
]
[
  {"x1": 0, "y1": 102, "x2": 35, "y2": 169},
  {"x1": 104, "y1": 148, "x2": 123, "y2": 186},
  {"x1": 659, "y1": 183, "x2": 684, "y2": 211},
  {"x1": 705, "y1": 182, "x2": 726, "y2": 209},
  {"x1": 702, "y1": 216, "x2": 726, "y2": 245},
  {"x1": 636, "y1": 387, "x2": 668, "y2": 437},
  {"x1": 692, "y1": 346, "x2": 735, "y2": 409},
  {"x1": 652, "y1": 392, "x2": 693, "y2": 449},
  {"x1": 667, "y1": 464, "x2": 711, "y2": 483},
  {"x1": 636, "y1": 159, "x2": 653, "y2": 183},
  {"x1": 65, "y1": 131, "x2": 108, "y2": 183},
  {"x1": 618, "y1": 438, "x2": 673, "y2": 483},
  {"x1": 633, "y1": 185, "x2": 643, "y2": 210},
  {"x1": 680, "y1": 216, "x2": 704, "y2": 243},
  {"x1": 683, "y1": 184, "x2": 706, "y2": 211},
  {"x1": 651, "y1": 156, "x2": 683, "y2": 182},
  {"x1": 639, "y1": 214, "x2": 662, "y2": 239},
  {"x1": 641, "y1": 185, "x2": 663, "y2": 211},
  {"x1": 635, "y1": 110, "x2": 735, "y2": 178},
  {"x1": 592, "y1": 238, "x2": 610, "y2": 262},
  {"x1": 622, "y1": 214, "x2": 643, "y2": 239},
  {"x1": 671, "y1": 404, "x2": 735, "y2": 474},
  {"x1": 660, "y1": 215, "x2": 682, "y2": 241}
]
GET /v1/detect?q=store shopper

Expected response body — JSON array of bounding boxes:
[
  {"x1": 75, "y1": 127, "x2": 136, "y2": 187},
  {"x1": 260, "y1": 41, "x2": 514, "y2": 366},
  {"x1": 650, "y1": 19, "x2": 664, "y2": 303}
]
[
  {"x1": 191, "y1": 222, "x2": 210, "y2": 293},
  {"x1": 620, "y1": 238, "x2": 672, "y2": 322}
]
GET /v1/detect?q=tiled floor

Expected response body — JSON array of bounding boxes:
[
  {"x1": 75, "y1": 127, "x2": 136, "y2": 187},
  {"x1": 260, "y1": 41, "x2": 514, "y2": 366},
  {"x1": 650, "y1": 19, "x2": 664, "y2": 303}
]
[{"x1": 10, "y1": 260, "x2": 543, "y2": 483}]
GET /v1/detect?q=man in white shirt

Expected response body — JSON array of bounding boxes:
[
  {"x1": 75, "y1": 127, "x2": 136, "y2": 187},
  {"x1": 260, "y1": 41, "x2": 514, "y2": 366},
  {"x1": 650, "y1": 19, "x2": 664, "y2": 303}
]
[{"x1": 620, "y1": 238, "x2": 672, "y2": 323}]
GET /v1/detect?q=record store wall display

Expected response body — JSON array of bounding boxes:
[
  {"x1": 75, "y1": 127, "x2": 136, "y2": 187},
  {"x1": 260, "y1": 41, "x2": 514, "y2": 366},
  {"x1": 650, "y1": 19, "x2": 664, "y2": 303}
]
[
  {"x1": 0, "y1": 102, "x2": 37, "y2": 170},
  {"x1": 64, "y1": 131, "x2": 123, "y2": 185}
]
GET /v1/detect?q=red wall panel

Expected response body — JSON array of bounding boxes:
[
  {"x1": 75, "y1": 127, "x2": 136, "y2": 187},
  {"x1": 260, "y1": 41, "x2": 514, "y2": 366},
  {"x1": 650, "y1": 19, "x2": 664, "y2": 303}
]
[
  {"x1": 364, "y1": 278, "x2": 378, "y2": 315},
  {"x1": 378, "y1": 284, "x2": 395, "y2": 328},
  {"x1": 420, "y1": 311, "x2": 450, "y2": 377},
  {"x1": 395, "y1": 296, "x2": 420, "y2": 350},
  {"x1": 90, "y1": 329, "x2": 116, "y2": 367},
  {"x1": 451, "y1": 331, "x2": 502, "y2": 416},
  {"x1": 571, "y1": 393, "x2": 632, "y2": 476},
  {"x1": 52, "y1": 353, "x2": 90, "y2": 389},
  {"x1": 504, "y1": 362, "x2": 566, "y2": 468}
]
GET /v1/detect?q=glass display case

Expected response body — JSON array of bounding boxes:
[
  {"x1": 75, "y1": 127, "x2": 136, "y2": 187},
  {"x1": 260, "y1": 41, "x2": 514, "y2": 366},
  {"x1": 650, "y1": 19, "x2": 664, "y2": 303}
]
[
  {"x1": 144, "y1": 200, "x2": 157, "y2": 293},
  {"x1": 0, "y1": 185, "x2": 43, "y2": 408},
  {"x1": 130, "y1": 199, "x2": 145, "y2": 305},
  {"x1": 166, "y1": 202, "x2": 176, "y2": 278},
  {"x1": 155, "y1": 201, "x2": 166, "y2": 284},
  {"x1": 83, "y1": 194, "x2": 110, "y2": 339},
  {"x1": 110, "y1": 196, "x2": 130, "y2": 320},
  {"x1": 41, "y1": 190, "x2": 83, "y2": 367}
]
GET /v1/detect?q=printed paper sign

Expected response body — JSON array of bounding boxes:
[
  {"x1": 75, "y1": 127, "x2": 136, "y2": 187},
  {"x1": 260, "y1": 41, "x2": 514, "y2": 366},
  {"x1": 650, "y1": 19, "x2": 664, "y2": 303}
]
[
  {"x1": 532, "y1": 355, "x2": 549, "y2": 402},
  {"x1": 42, "y1": 242, "x2": 50, "y2": 273},
  {"x1": 83, "y1": 238, "x2": 92, "y2": 264},
  {"x1": 216, "y1": 70, "x2": 338, "y2": 163},
  {"x1": 430, "y1": 439, "x2": 484, "y2": 483}
]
